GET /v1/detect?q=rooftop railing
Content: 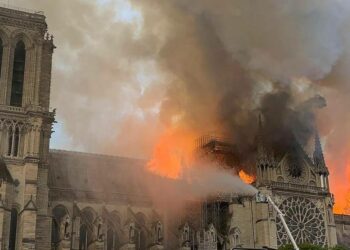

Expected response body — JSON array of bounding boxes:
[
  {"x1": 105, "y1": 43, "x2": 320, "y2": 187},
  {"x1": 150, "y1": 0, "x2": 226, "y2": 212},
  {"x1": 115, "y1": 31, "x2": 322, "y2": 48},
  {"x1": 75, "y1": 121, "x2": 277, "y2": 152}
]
[
  {"x1": 0, "y1": 105, "x2": 55, "y2": 116},
  {"x1": 270, "y1": 181, "x2": 327, "y2": 194}
]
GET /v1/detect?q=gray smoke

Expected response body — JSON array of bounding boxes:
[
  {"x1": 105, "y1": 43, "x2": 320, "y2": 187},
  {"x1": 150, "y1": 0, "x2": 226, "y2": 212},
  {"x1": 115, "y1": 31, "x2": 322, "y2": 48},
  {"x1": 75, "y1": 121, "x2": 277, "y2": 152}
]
[{"x1": 17, "y1": 0, "x2": 350, "y2": 211}]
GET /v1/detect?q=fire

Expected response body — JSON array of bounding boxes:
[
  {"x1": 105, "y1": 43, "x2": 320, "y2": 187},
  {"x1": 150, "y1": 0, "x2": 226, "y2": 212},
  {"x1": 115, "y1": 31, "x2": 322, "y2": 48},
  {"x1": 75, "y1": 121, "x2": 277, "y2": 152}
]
[
  {"x1": 239, "y1": 170, "x2": 255, "y2": 184},
  {"x1": 328, "y1": 159, "x2": 350, "y2": 215},
  {"x1": 147, "y1": 128, "x2": 197, "y2": 179}
]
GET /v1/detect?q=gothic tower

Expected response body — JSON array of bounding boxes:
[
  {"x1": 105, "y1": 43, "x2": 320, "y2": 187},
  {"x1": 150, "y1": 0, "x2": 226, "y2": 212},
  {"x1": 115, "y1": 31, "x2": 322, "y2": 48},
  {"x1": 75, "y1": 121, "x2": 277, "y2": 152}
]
[
  {"x1": 254, "y1": 117, "x2": 337, "y2": 248},
  {"x1": 0, "y1": 6, "x2": 55, "y2": 250},
  {"x1": 227, "y1": 115, "x2": 338, "y2": 250}
]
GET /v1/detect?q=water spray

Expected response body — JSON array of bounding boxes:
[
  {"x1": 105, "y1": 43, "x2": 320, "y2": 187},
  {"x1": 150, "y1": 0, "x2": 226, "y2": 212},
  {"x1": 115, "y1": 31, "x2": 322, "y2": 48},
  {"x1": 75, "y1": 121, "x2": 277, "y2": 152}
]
[{"x1": 256, "y1": 192, "x2": 300, "y2": 250}]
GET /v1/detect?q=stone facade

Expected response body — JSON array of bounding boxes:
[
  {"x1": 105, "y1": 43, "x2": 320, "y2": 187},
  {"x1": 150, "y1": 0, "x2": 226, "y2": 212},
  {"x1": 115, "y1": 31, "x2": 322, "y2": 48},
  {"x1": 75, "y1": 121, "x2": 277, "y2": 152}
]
[
  {"x1": 335, "y1": 214, "x2": 350, "y2": 247},
  {"x1": 0, "y1": 5, "x2": 349, "y2": 250},
  {"x1": 0, "y1": 5, "x2": 55, "y2": 250},
  {"x1": 47, "y1": 150, "x2": 164, "y2": 250},
  {"x1": 193, "y1": 130, "x2": 340, "y2": 249}
]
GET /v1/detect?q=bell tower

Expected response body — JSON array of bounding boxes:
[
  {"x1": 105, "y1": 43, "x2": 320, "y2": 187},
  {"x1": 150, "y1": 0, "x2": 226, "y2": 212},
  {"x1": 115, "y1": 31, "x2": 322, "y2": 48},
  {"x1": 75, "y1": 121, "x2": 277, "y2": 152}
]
[
  {"x1": 254, "y1": 115, "x2": 338, "y2": 248},
  {"x1": 0, "y1": 6, "x2": 55, "y2": 250}
]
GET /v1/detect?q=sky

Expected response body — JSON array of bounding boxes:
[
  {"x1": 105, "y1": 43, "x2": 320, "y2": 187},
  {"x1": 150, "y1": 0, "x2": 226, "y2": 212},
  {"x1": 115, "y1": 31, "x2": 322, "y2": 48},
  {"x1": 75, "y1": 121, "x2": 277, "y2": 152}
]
[
  {"x1": 51, "y1": 0, "x2": 142, "y2": 151},
  {"x1": 8, "y1": 0, "x2": 350, "y2": 213},
  {"x1": 50, "y1": 0, "x2": 141, "y2": 151}
]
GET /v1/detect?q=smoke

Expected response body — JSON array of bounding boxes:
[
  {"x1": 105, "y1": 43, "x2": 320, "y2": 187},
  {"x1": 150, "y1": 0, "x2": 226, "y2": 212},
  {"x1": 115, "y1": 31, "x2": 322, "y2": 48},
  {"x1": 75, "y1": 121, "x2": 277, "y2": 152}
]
[
  {"x1": 146, "y1": 160, "x2": 257, "y2": 211},
  {"x1": 17, "y1": 0, "x2": 350, "y2": 212}
]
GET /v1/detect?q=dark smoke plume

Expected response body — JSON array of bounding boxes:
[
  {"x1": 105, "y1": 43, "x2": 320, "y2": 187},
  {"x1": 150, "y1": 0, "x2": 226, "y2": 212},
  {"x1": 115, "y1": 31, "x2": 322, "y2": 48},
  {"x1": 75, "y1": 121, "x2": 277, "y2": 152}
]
[{"x1": 17, "y1": 0, "x2": 350, "y2": 212}]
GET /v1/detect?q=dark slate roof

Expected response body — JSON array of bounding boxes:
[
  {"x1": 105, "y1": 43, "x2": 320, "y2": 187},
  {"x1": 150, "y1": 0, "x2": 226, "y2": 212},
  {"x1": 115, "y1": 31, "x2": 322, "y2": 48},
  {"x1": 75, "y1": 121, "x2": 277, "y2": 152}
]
[
  {"x1": 48, "y1": 149, "x2": 151, "y2": 200},
  {"x1": 0, "y1": 157, "x2": 14, "y2": 183}
]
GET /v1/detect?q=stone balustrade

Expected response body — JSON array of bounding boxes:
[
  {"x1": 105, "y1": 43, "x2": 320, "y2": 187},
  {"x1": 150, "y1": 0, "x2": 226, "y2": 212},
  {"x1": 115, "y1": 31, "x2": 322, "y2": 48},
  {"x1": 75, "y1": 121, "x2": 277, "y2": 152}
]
[{"x1": 270, "y1": 181, "x2": 327, "y2": 194}]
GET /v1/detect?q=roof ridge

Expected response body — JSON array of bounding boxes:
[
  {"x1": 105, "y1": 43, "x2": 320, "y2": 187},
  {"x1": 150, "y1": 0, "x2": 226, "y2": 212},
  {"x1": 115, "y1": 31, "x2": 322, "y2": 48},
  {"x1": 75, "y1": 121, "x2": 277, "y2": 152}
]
[{"x1": 49, "y1": 149, "x2": 144, "y2": 161}]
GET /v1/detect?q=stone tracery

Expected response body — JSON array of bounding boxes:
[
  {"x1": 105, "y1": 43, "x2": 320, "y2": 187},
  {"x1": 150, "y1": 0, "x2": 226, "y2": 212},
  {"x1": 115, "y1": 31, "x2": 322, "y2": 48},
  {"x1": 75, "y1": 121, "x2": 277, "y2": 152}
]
[{"x1": 276, "y1": 196, "x2": 327, "y2": 246}]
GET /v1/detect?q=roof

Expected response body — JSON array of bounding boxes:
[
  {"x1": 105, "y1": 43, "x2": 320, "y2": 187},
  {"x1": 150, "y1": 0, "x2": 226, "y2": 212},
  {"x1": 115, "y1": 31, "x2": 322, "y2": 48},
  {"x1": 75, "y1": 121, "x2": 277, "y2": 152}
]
[{"x1": 48, "y1": 149, "x2": 151, "y2": 201}]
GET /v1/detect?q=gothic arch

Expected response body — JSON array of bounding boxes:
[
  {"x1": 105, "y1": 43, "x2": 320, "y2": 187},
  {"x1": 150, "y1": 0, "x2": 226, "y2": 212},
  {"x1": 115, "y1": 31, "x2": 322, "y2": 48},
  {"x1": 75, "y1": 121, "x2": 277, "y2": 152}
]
[
  {"x1": 4, "y1": 119, "x2": 25, "y2": 157},
  {"x1": 103, "y1": 210, "x2": 122, "y2": 250},
  {"x1": 0, "y1": 27, "x2": 11, "y2": 46},
  {"x1": 135, "y1": 212, "x2": 147, "y2": 226},
  {"x1": 51, "y1": 205, "x2": 70, "y2": 249},
  {"x1": 81, "y1": 207, "x2": 97, "y2": 221},
  {"x1": 79, "y1": 207, "x2": 97, "y2": 250},
  {"x1": 10, "y1": 31, "x2": 34, "y2": 49},
  {"x1": 10, "y1": 40, "x2": 26, "y2": 107},
  {"x1": 52, "y1": 204, "x2": 70, "y2": 223},
  {"x1": 109, "y1": 210, "x2": 122, "y2": 227},
  {"x1": 131, "y1": 212, "x2": 148, "y2": 250}
]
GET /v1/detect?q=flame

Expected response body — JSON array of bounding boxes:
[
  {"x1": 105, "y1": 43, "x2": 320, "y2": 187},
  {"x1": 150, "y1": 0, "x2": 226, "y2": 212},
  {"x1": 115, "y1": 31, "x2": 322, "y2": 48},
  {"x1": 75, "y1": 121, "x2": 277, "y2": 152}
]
[
  {"x1": 328, "y1": 159, "x2": 350, "y2": 215},
  {"x1": 147, "y1": 128, "x2": 197, "y2": 179},
  {"x1": 239, "y1": 170, "x2": 255, "y2": 184}
]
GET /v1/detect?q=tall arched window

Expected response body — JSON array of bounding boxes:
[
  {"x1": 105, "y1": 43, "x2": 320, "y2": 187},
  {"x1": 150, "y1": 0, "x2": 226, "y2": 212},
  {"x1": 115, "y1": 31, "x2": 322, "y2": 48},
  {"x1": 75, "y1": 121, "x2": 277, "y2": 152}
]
[
  {"x1": 13, "y1": 127, "x2": 19, "y2": 156},
  {"x1": 10, "y1": 41, "x2": 26, "y2": 107},
  {"x1": 9, "y1": 208, "x2": 18, "y2": 250},
  {"x1": 0, "y1": 38, "x2": 3, "y2": 78},
  {"x1": 7, "y1": 126, "x2": 13, "y2": 156},
  {"x1": 79, "y1": 209, "x2": 94, "y2": 250},
  {"x1": 7, "y1": 126, "x2": 20, "y2": 157},
  {"x1": 51, "y1": 205, "x2": 69, "y2": 250}
]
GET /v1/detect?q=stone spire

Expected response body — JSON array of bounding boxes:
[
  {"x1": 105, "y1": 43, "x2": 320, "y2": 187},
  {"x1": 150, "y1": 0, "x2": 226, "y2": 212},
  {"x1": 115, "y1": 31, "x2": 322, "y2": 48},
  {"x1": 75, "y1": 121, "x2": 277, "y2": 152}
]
[
  {"x1": 257, "y1": 114, "x2": 266, "y2": 158},
  {"x1": 313, "y1": 130, "x2": 329, "y2": 175},
  {"x1": 256, "y1": 114, "x2": 274, "y2": 166}
]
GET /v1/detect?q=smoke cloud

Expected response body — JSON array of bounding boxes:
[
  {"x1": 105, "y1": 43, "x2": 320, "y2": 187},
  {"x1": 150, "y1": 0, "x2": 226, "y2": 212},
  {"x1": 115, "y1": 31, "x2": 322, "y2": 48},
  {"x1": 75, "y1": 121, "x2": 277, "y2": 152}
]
[{"x1": 17, "y1": 0, "x2": 350, "y2": 213}]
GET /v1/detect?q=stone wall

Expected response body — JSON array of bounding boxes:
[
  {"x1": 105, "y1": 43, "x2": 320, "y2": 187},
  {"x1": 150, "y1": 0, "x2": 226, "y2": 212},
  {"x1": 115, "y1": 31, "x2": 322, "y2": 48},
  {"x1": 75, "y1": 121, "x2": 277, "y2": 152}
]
[{"x1": 335, "y1": 214, "x2": 350, "y2": 247}]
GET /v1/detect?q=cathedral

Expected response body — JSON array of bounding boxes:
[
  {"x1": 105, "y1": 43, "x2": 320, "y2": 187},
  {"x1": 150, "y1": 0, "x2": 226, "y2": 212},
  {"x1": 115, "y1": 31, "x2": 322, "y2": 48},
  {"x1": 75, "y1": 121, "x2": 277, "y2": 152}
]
[{"x1": 0, "y1": 5, "x2": 349, "y2": 250}]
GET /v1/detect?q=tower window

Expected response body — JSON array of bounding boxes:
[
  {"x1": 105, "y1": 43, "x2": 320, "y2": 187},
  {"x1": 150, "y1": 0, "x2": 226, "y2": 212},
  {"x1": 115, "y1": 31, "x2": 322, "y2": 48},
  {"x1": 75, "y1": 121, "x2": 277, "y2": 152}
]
[
  {"x1": 9, "y1": 208, "x2": 18, "y2": 250},
  {"x1": 7, "y1": 127, "x2": 20, "y2": 157},
  {"x1": 10, "y1": 41, "x2": 26, "y2": 107},
  {"x1": 13, "y1": 127, "x2": 19, "y2": 156},
  {"x1": 7, "y1": 127, "x2": 13, "y2": 156},
  {"x1": 0, "y1": 38, "x2": 3, "y2": 78}
]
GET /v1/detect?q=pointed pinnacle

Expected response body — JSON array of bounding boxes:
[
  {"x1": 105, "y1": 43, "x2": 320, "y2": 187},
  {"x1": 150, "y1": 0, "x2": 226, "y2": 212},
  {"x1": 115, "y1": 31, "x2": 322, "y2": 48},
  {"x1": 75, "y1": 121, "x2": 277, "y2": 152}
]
[{"x1": 313, "y1": 130, "x2": 328, "y2": 174}]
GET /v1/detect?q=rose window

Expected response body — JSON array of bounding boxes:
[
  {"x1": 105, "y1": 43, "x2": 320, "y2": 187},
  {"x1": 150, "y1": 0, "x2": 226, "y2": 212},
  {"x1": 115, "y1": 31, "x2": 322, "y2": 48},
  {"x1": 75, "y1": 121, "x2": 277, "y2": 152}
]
[{"x1": 276, "y1": 196, "x2": 326, "y2": 246}]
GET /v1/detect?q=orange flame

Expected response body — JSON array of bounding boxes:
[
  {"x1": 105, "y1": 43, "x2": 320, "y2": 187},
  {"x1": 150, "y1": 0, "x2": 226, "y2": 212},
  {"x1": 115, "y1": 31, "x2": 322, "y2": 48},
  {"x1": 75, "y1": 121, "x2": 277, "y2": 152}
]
[
  {"x1": 327, "y1": 156, "x2": 350, "y2": 215},
  {"x1": 147, "y1": 128, "x2": 196, "y2": 179},
  {"x1": 239, "y1": 170, "x2": 255, "y2": 184}
]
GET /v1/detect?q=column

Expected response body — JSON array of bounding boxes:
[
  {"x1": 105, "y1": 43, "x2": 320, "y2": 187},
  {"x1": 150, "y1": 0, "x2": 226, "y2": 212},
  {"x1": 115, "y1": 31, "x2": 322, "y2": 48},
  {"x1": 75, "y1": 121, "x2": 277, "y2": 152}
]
[
  {"x1": 0, "y1": 44, "x2": 10, "y2": 105},
  {"x1": 10, "y1": 125, "x2": 15, "y2": 157}
]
